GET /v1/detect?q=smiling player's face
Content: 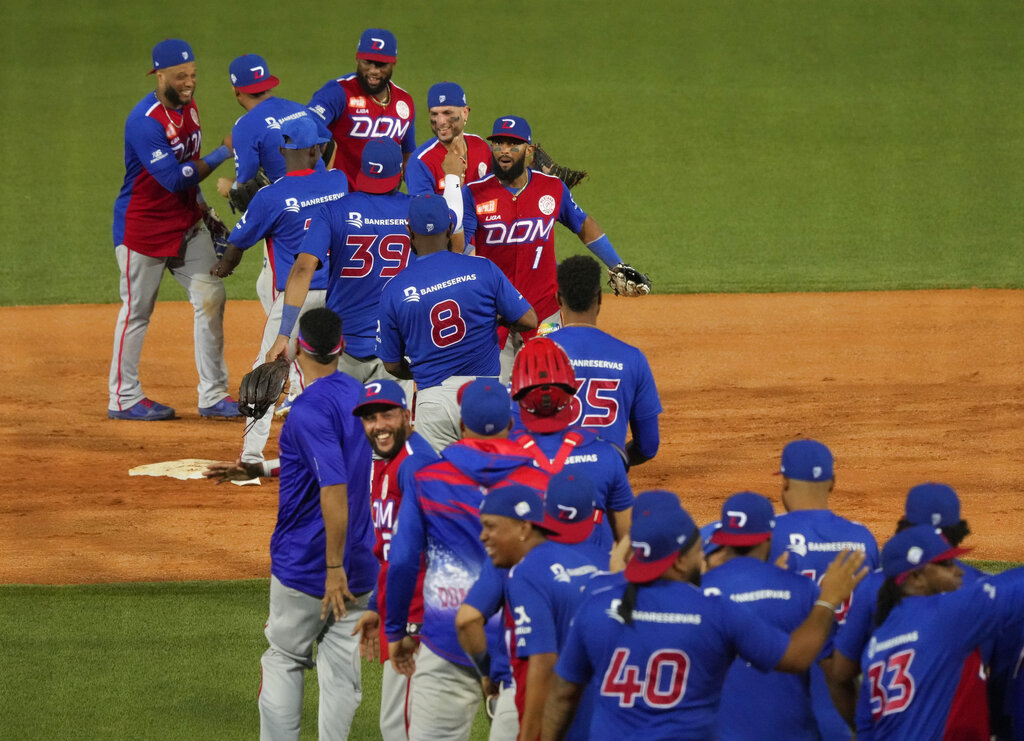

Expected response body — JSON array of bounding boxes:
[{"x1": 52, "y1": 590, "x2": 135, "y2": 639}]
[
  {"x1": 158, "y1": 62, "x2": 197, "y2": 108},
  {"x1": 429, "y1": 106, "x2": 467, "y2": 144},
  {"x1": 360, "y1": 406, "x2": 410, "y2": 458},
  {"x1": 356, "y1": 59, "x2": 393, "y2": 96},
  {"x1": 480, "y1": 514, "x2": 528, "y2": 568}
]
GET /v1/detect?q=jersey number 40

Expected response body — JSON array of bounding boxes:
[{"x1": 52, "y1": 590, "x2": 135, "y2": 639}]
[{"x1": 600, "y1": 647, "x2": 690, "y2": 709}]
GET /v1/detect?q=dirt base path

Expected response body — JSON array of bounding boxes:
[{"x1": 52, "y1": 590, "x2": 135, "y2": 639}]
[{"x1": 2, "y1": 290, "x2": 1021, "y2": 585}]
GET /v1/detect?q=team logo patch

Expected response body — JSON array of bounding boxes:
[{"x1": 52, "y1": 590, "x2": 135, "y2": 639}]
[
  {"x1": 475, "y1": 199, "x2": 498, "y2": 215},
  {"x1": 284, "y1": 198, "x2": 300, "y2": 214},
  {"x1": 371, "y1": 37, "x2": 386, "y2": 50},
  {"x1": 150, "y1": 149, "x2": 167, "y2": 164},
  {"x1": 402, "y1": 286, "x2": 420, "y2": 303},
  {"x1": 265, "y1": 116, "x2": 281, "y2": 130},
  {"x1": 190, "y1": 108, "x2": 200, "y2": 126},
  {"x1": 182, "y1": 165, "x2": 194, "y2": 177},
  {"x1": 369, "y1": 161, "x2": 384, "y2": 175},
  {"x1": 165, "y1": 125, "x2": 176, "y2": 138},
  {"x1": 906, "y1": 546, "x2": 923, "y2": 565},
  {"x1": 538, "y1": 195, "x2": 556, "y2": 216},
  {"x1": 396, "y1": 101, "x2": 410, "y2": 119},
  {"x1": 346, "y1": 211, "x2": 363, "y2": 228},
  {"x1": 230, "y1": 74, "x2": 237, "y2": 84},
  {"x1": 349, "y1": 96, "x2": 367, "y2": 108},
  {"x1": 303, "y1": 218, "x2": 312, "y2": 230}
]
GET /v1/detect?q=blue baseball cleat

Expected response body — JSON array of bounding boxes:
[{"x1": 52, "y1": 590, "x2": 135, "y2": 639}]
[
  {"x1": 199, "y1": 396, "x2": 242, "y2": 418},
  {"x1": 108, "y1": 397, "x2": 176, "y2": 421}
]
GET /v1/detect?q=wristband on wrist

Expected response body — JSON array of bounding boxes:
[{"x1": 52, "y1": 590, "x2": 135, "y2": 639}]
[
  {"x1": 278, "y1": 304, "x2": 300, "y2": 338},
  {"x1": 814, "y1": 599, "x2": 836, "y2": 612},
  {"x1": 201, "y1": 145, "x2": 231, "y2": 170},
  {"x1": 585, "y1": 233, "x2": 623, "y2": 269},
  {"x1": 468, "y1": 650, "x2": 491, "y2": 679}
]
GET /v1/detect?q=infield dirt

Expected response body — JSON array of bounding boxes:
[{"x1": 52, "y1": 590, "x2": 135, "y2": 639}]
[{"x1": 2, "y1": 291, "x2": 1021, "y2": 584}]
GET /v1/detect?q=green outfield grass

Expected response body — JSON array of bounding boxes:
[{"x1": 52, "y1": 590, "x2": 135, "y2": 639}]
[{"x1": 2, "y1": 0, "x2": 1023, "y2": 305}]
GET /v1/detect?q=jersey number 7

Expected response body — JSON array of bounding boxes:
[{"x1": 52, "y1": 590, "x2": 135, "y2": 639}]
[{"x1": 600, "y1": 647, "x2": 689, "y2": 709}]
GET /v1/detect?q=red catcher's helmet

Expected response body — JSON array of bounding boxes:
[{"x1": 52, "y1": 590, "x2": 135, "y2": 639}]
[
  {"x1": 512, "y1": 338, "x2": 579, "y2": 433},
  {"x1": 510, "y1": 337, "x2": 578, "y2": 401}
]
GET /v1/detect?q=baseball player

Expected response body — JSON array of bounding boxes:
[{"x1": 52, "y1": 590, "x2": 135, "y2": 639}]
[
  {"x1": 266, "y1": 139, "x2": 463, "y2": 394},
  {"x1": 348, "y1": 380, "x2": 438, "y2": 740},
  {"x1": 460, "y1": 115, "x2": 636, "y2": 382},
  {"x1": 386, "y1": 379, "x2": 550, "y2": 741},
  {"x1": 859, "y1": 526, "x2": 1024, "y2": 740},
  {"x1": 215, "y1": 53, "x2": 331, "y2": 314},
  {"x1": 545, "y1": 255, "x2": 661, "y2": 465},
  {"x1": 457, "y1": 472, "x2": 606, "y2": 741},
  {"x1": 307, "y1": 28, "x2": 415, "y2": 191},
  {"x1": 257, "y1": 307, "x2": 377, "y2": 741},
  {"x1": 376, "y1": 194, "x2": 538, "y2": 452},
  {"x1": 211, "y1": 116, "x2": 347, "y2": 464},
  {"x1": 826, "y1": 482, "x2": 989, "y2": 737},
  {"x1": 509, "y1": 337, "x2": 634, "y2": 556},
  {"x1": 541, "y1": 490, "x2": 867, "y2": 741},
  {"x1": 701, "y1": 491, "x2": 825, "y2": 740},
  {"x1": 405, "y1": 82, "x2": 491, "y2": 195},
  {"x1": 109, "y1": 38, "x2": 238, "y2": 420},
  {"x1": 768, "y1": 438, "x2": 880, "y2": 739}
]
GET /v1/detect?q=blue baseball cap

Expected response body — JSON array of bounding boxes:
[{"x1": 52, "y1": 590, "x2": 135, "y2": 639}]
[
  {"x1": 428, "y1": 82, "x2": 467, "y2": 109},
  {"x1": 488, "y1": 115, "x2": 532, "y2": 144},
  {"x1": 356, "y1": 28, "x2": 397, "y2": 63},
  {"x1": 280, "y1": 116, "x2": 330, "y2": 150},
  {"x1": 712, "y1": 491, "x2": 776, "y2": 546},
  {"x1": 905, "y1": 483, "x2": 962, "y2": 527},
  {"x1": 458, "y1": 378, "x2": 511, "y2": 436},
  {"x1": 625, "y1": 490, "x2": 699, "y2": 584},
  {"x1": 542, "y1": 471, "x2": 596, "y2": 544},
  {"x1": 480, "y1": 484, "x2": 545, "y2": 524},
  {"x1": 356, "y1": 138, "x2": 404, "y2": 193},
  {"x1": 408, "y1": 194, "x2": 454, "y2": 236},
  {"x1": 149, "y1": 39, "x2": 194, "y2": 75},
  {"x1": 229, "y1": 53, "x2": 279, "y2": 94},
  {"x1": 882, "y1": 525, "x2": 971, "y2": 584},
  {"x1": 701, "y1": 522, "x2": 723, "y2": 558},
  {"x1": 352, "y1": 379, "x2": 408, "y2": 416},
  {"x1": 779, "y1": 439, "x2": 834, "y2": 482}
]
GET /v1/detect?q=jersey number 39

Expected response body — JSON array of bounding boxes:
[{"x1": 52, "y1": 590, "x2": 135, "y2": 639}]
[{"x1": 600, "y1": 647, "x2": 689, "y2": 709}]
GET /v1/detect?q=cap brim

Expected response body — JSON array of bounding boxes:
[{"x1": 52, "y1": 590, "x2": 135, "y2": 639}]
[
  {"x1": 543, "y1": 513, "x2": 595, "y2": 545},
  {"x1": 624, "y1": 550, "x2": 678, "y2": 584},
  {"x1": 351, "y1": 399, "x2": 403, "y2": 416},
  {"x1": 357, "y1": 52, "x2": 396, "y2": 63},
  {"x1": 710, "y1": 530, "x2": 772, "y2": 547},
  {"x1": 520, "y1": 407, "x2": 574, "y2": 434},
  {"x1": 487, "y1": 133, "x2": 530, "y2": 143},
  {"x1": 356, "y1": 171, "x2": 403, "y2": 194},
  {"x1": 893, "y1": 545, "x2": 973, "y2": 584},
  {"x1": 236, "y1": 76, "x2": 280, "y2": 94}
]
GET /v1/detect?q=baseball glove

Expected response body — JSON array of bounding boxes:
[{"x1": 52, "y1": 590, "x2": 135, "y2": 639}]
[
  {"x1": 238, "y1": 357, "x2": 290, "y2": 419},
  {"x1": 202, "y1": 207, "x2": 232, "y2": 259},
  {"x1": 531, "y1": 144, "x2": 587, "y2": 189},
  {"x1": 608, "y1": 263, "x2": 652, "y2": 297},
  {"x1": 227, "y1": 169, "x2": 271, "y2": 214}
]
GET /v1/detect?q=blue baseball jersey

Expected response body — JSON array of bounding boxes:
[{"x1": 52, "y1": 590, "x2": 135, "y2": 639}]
[
  {"x1": 556, "y1": 579, "x2": 791, "y2": 740},
  {"x1": 376, "y1": 251, "x2": 532, "y2": 389},
  {"x1": 300, "y1": 191, "x2": 413, "y2": 358},
  {"x1": 511, "y1": 427, "x2": 633, "y2": 553},
  {"x1": 701, "y1": 557, "x2": 822, "y2": 740},
  {"x1": 860, "y1": 569, "x2": 1024, "y2": 740},
  {"x1": 834, "y1": 563, "x2": 990, "y2": 739},
  {"x1": 230, "y1": 168, "x2": 348, "y2": 291},
  {"x1": 231, "y1": 96, "x2": 331, "y2": 182},
  {"x1": 545, "y1": 326, "x2": 662, "y2": 451},
  {"x1": 272, "y1": 371, "x2": 376, "y2": 597},
  {"x1": 385, "y1": 438, "x2": 549, "y2": 665},
  {"x1": 114, "y1": 92, "x2": 203, "y2": 257}
]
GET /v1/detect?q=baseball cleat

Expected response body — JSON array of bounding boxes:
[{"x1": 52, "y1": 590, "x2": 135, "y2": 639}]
[
  {"x1": 199, "y1": 396, "x2": 243, "y2": 419},
  {"x1": 108, "y1": 397, "x2": 176, "y2": 421},
  {"x1": 274, "y1": 397, "x2": 293, "y2": 418}
]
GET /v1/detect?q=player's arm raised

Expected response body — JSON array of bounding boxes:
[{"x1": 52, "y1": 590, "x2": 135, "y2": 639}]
[{"x1": 775, "y1": 550, "x2": 867, "y2": 672}]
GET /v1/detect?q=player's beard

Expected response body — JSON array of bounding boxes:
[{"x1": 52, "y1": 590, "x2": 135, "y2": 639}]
[
  {"x1": 357, "y1": 69, "x2": 392, "y2": 97},
  {"x1": 163, "y1": 84, "x2": 189, "y2": 108},
  {"x1": 492, "y1": 153, "x2": 526, "y2": 185},
  {"x1": 369, "y1": 423, "x2": 410, "y2": 459}
]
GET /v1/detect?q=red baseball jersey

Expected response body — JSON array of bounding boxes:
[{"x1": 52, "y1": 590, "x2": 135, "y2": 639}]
[
  {"x1": 463, "y1": 171, "x2": 587, "y2": 321},
  {"x1": 113, "y1": 93, "x2": 204, "y2": 257},
  {"x1": 307, "y1": 75, "x2": 416, "y2": 191},
  {"x1": 405, "y1": 133, "x2": 492, "y2": 195}
]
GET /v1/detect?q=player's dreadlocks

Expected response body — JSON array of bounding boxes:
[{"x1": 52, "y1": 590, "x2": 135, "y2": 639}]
[
  {"x1": 617, "y1": 540, "x2": 701, "y2": 626},
  {"x1": 895, "y1": 517, "x2": 971, "y2": 548},
  {"x1": 557, "y1": 255, "x2": 602, "y2": 313},
  {"x1": 874, "y1": 577, "x2": 906, "y2": 627},
  {"x1": 298, "y1": 308, "x2": 344, "y2": 366}
]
